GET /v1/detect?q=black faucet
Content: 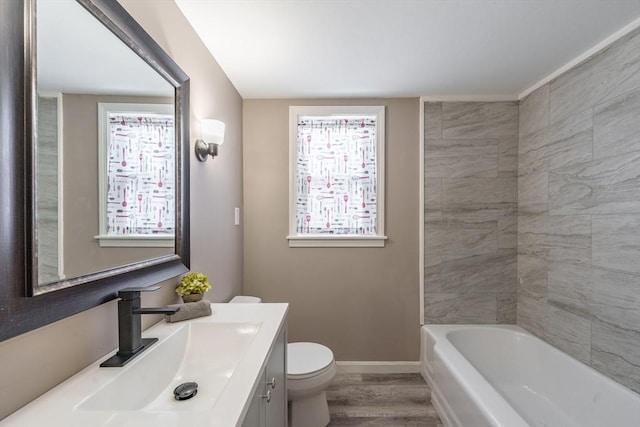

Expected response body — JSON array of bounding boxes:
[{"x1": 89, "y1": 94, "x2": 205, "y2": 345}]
[{"x1": 100, "y1": 286, "x2": 180, "y2": 367}]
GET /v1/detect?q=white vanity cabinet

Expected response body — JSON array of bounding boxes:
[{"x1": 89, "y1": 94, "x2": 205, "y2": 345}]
[{"x1": 241, "y1": 321, "x2": 287, "y2": 427}]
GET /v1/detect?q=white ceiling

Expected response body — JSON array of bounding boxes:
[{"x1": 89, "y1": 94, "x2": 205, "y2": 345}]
[
  {"x1": 37, "y1": 0, "x2": 172, "y2": 97},
  {"x1": 175, "y1": 0, "x2": 640, "y2": 99}
]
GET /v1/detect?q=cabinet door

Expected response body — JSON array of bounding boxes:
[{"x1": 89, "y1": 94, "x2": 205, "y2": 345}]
[
  {"x1": 265, "y1": 324, "x2": 287, "y2": 427},
  {"x1": 241, "y1": 371, "x2": 266, "y2": 427}
]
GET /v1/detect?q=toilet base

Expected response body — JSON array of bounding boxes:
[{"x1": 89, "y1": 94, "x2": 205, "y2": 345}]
[{"x1": 289, "y1": 391, "x2": 330, "y2": 427}]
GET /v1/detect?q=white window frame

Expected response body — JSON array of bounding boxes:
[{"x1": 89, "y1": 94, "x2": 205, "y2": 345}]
[
  {"x1": 287, "y1": 105, "x2": 387, "y2": 248},
  {"x1": 95, "y1": 102, "x2": 175, "y2": 248}
]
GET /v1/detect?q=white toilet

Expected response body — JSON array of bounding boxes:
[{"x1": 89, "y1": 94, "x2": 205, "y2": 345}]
[
  {"x1": 229, "y1": 296, "x2": 336, "y2": 427},
  {"x1": 287, "y1": 342, "x2": 336, "y2": 427}
]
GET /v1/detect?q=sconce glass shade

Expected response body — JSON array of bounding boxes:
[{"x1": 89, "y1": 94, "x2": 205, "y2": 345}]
[
  {"x1": 201, "y1": 119, "x2": 225, "y2": 146},
  {"x1": 195, "y1": 119, "x2": 225, "y2": 161}
]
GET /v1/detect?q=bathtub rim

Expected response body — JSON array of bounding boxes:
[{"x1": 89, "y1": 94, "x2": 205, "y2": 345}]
[{"x1": 421, "y1": 324, "x2": 529, "y2": 427}]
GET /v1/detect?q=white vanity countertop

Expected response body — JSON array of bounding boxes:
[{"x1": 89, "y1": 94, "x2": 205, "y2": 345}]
[{"x1": 1, "y1": 303, "x2": 288, "y2": 427}]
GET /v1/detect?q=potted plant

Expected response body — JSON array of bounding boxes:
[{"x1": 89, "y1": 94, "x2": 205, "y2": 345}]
[{"x1": 176, "y1": 272, "x2": 211, "y2": 303}]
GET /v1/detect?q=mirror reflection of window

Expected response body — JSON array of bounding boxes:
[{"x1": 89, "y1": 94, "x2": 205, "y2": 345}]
[{"x1": 96, "y1": 103, "x2": 175, "y2": 248}]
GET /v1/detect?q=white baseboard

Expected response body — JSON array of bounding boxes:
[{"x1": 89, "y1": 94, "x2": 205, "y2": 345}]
[{"x1": 335, "y1": 361, "x2": 421, "y2": 374}]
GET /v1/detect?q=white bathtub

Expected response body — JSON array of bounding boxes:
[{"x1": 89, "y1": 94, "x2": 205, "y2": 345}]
[{"x1": 420, "y1": 325, "x2": 640, "y2": 427}]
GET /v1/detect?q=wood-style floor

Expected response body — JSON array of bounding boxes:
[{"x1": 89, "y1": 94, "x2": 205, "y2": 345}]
[{"x1": 326, "y1": 373, "x2": 444, "y2": 426}]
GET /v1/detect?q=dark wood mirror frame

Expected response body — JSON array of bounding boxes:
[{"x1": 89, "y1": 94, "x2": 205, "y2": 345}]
[{"x1": 0, "y1": 0, "x2": 190, "y2": 341}]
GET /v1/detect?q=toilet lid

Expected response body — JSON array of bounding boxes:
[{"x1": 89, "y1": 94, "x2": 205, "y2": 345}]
[{"x1": 287, "y1": 342, "x2": 334, "y2": 378}]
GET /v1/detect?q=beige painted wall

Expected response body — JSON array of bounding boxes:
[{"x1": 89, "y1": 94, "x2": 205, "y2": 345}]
[
  {"x1": 243, "y1": 98, "x2": 420, "y2": 361},
  {"x1": 0, "y1": 0, "x2": 243, "y2": 419}
]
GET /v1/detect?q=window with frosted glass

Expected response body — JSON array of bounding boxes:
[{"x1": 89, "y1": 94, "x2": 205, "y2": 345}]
[
  {"x1": 104, "y1": 112, "x2": 175, "y2": 236},
  {"x1": 288, "y1": 106, "x2": 386, "y2": 247}
]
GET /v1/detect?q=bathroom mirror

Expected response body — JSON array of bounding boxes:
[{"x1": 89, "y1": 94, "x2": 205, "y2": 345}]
[
  {"x1": 0, "y1": 0, "x2": 190, "y2": 340},
  {"x1": 34, "y1": 0, "x2": 178, "y2": 289}
]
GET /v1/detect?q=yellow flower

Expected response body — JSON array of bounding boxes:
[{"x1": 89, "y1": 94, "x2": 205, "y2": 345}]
[{"x1": 175, "y1": 272, "x2": 211, "y2": 296}]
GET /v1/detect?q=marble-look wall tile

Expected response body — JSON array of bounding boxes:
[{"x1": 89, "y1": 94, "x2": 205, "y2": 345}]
[
  {"x1": 518, "y1": 215, "x2": 591, "y2": 265},
  {"x1": 591, "y1": 320, "x2": 640, "y2": 393},
  {"x1": 457, "y1": 294, "x2": 499, "y2": 324},
  {"x1": 425, "y1": 139, "x2": 497, "y2": 178},
  {"x1": 442, "y1": 102, "x2": 518, "y2": 139},
  {"x1": 593, "y1": 89, "x2": 640, "y2": 159},
  {"x1": 442, "y1": 207, "x2": 515, "y2": 224},
  {"x1": 518, "y1": 26, "x2": 640, "y2": 394},
  {"x1": 517, "y1": 295, "x2": 547, "y2": 338},
  {"x1": 442, "y1": 178, "x2": 516, "y2": 209},
  {"x1": 517, "y1": 290, "x2": 591, "y2": 363},
  {"x1": 497, "y1": 215, "x2": 517, "y2": 249},
  {"x1": 547, "y1": 263, "x2": 640, "y2": 331},
  {"x1": 520, "y1": 110, "x2": 593, "y2": 175},
  {"x1": 424, "y1": 293, "x2": 460, "y2": 324},
  {"x1": 549, "y1": 152, "x2": 640, "y2": 215},
  {"x1": 425, "y1": 292, "x2": 499, "y2": 324},
  {"x1": 36, "y1": 96, "x2": 59, "y2": 284},
  {"x1": 518, "y1": 127, "x2": 550, "y2": 176},
  {"x1": 588, "y1": 266, "x2": 640, "y2": 331},
  {"x1": 424, "y1": 218, "x2": 497, "y2": 256},
  {"x1": 545, "y1": 109, "x2": 593, "y2": 171},
  {"x1": 592, "y1": 214, "x2": 640, "y2": 274},
  {"x1": 424, "y1": 178, "x2": 442, "y2": 220},
  {"x1": 423, "y1": 255, "x2": 442, "y2": 293},
  {"x1": 498, "y1": 137, "x2": 518, "y2": 177},
  {"x1": 549, "y1": 29, "x2": 640, "y2": 124},
  {"x1": 424, "y1": 101, "x2": 517, "y2": 326},
  {"x1": 497, "y1": 293, "x2": 517, "y2": 324},
  {"x1": 519, "y1": 84, "x2": 549, "y2": 138},
  {"x1": 440, "y1": 250, "x2": 516, "y2": 294},
  {"x1": 547, "y1": 262, "x2": 591, "y2": 317},
  {"x1": 518, "y1": 171, "x2": 548, "y2": 214},
  {"x1": 517, "y1": 255, "x2": 548, "y2": 300},
  {"x1": 544, "y1": 304, "x2": 591, "y2": 365},
  {"x1": 424, "y1": 102, "x2": 442, "y2": 139}
]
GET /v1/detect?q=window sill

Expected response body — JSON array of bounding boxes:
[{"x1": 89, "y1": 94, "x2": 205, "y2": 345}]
[
  {"x1": 286, "y1": 235, "x2": 387, "y2": 248},
  {"x1": 94, "y1": 235, "x2": 175, "y2": 248}
]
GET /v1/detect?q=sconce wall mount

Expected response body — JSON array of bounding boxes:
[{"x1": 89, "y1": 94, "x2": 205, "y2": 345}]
[
  {"x1": 195, "y1": 139, "x2": 218, "y2": 161},
  {"x1": 195, "y1": 119, "x2": 225, "y2": 162}
]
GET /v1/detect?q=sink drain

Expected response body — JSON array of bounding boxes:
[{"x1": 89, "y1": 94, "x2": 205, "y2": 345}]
[{"x1": 173, "y1": 382, "x2": 198, "y2": 401}]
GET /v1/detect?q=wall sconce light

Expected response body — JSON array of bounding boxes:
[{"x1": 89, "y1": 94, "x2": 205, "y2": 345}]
[{"x1": 195, "y1": 119, "x2": 225, "y2": 162}]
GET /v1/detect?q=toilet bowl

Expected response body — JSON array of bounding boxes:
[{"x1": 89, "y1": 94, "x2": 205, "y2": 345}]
[
  {"x1": 229, "y1": 296, "x2": 336, "y2": 427},
  {"x1": 287, "y1": 342, "x2": 336, "y2": 427}
]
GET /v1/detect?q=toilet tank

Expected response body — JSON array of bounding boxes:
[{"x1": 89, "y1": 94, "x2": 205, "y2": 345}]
[{"x1": 229, "y1": 296, "x2": 262, "y2": 303}]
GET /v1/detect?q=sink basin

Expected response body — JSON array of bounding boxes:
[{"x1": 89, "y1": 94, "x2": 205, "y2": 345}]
[{"x1": 78, "y1": 321, "x2": 260, "y2": 412}]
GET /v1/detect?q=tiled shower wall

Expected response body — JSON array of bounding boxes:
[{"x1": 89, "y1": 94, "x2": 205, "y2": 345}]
[
  {"x1": 517, "y1": 28, "x2": 640, "y2": 392},
  {"x1": 423, "y1": 28, "x2": 639, "y2": 393},
  {"x1": 423, "y1": 101, "x2": 519, "y2": 324},
  {"x1": 36, "y1": 96, "x2": 59, "y2": 284}
]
